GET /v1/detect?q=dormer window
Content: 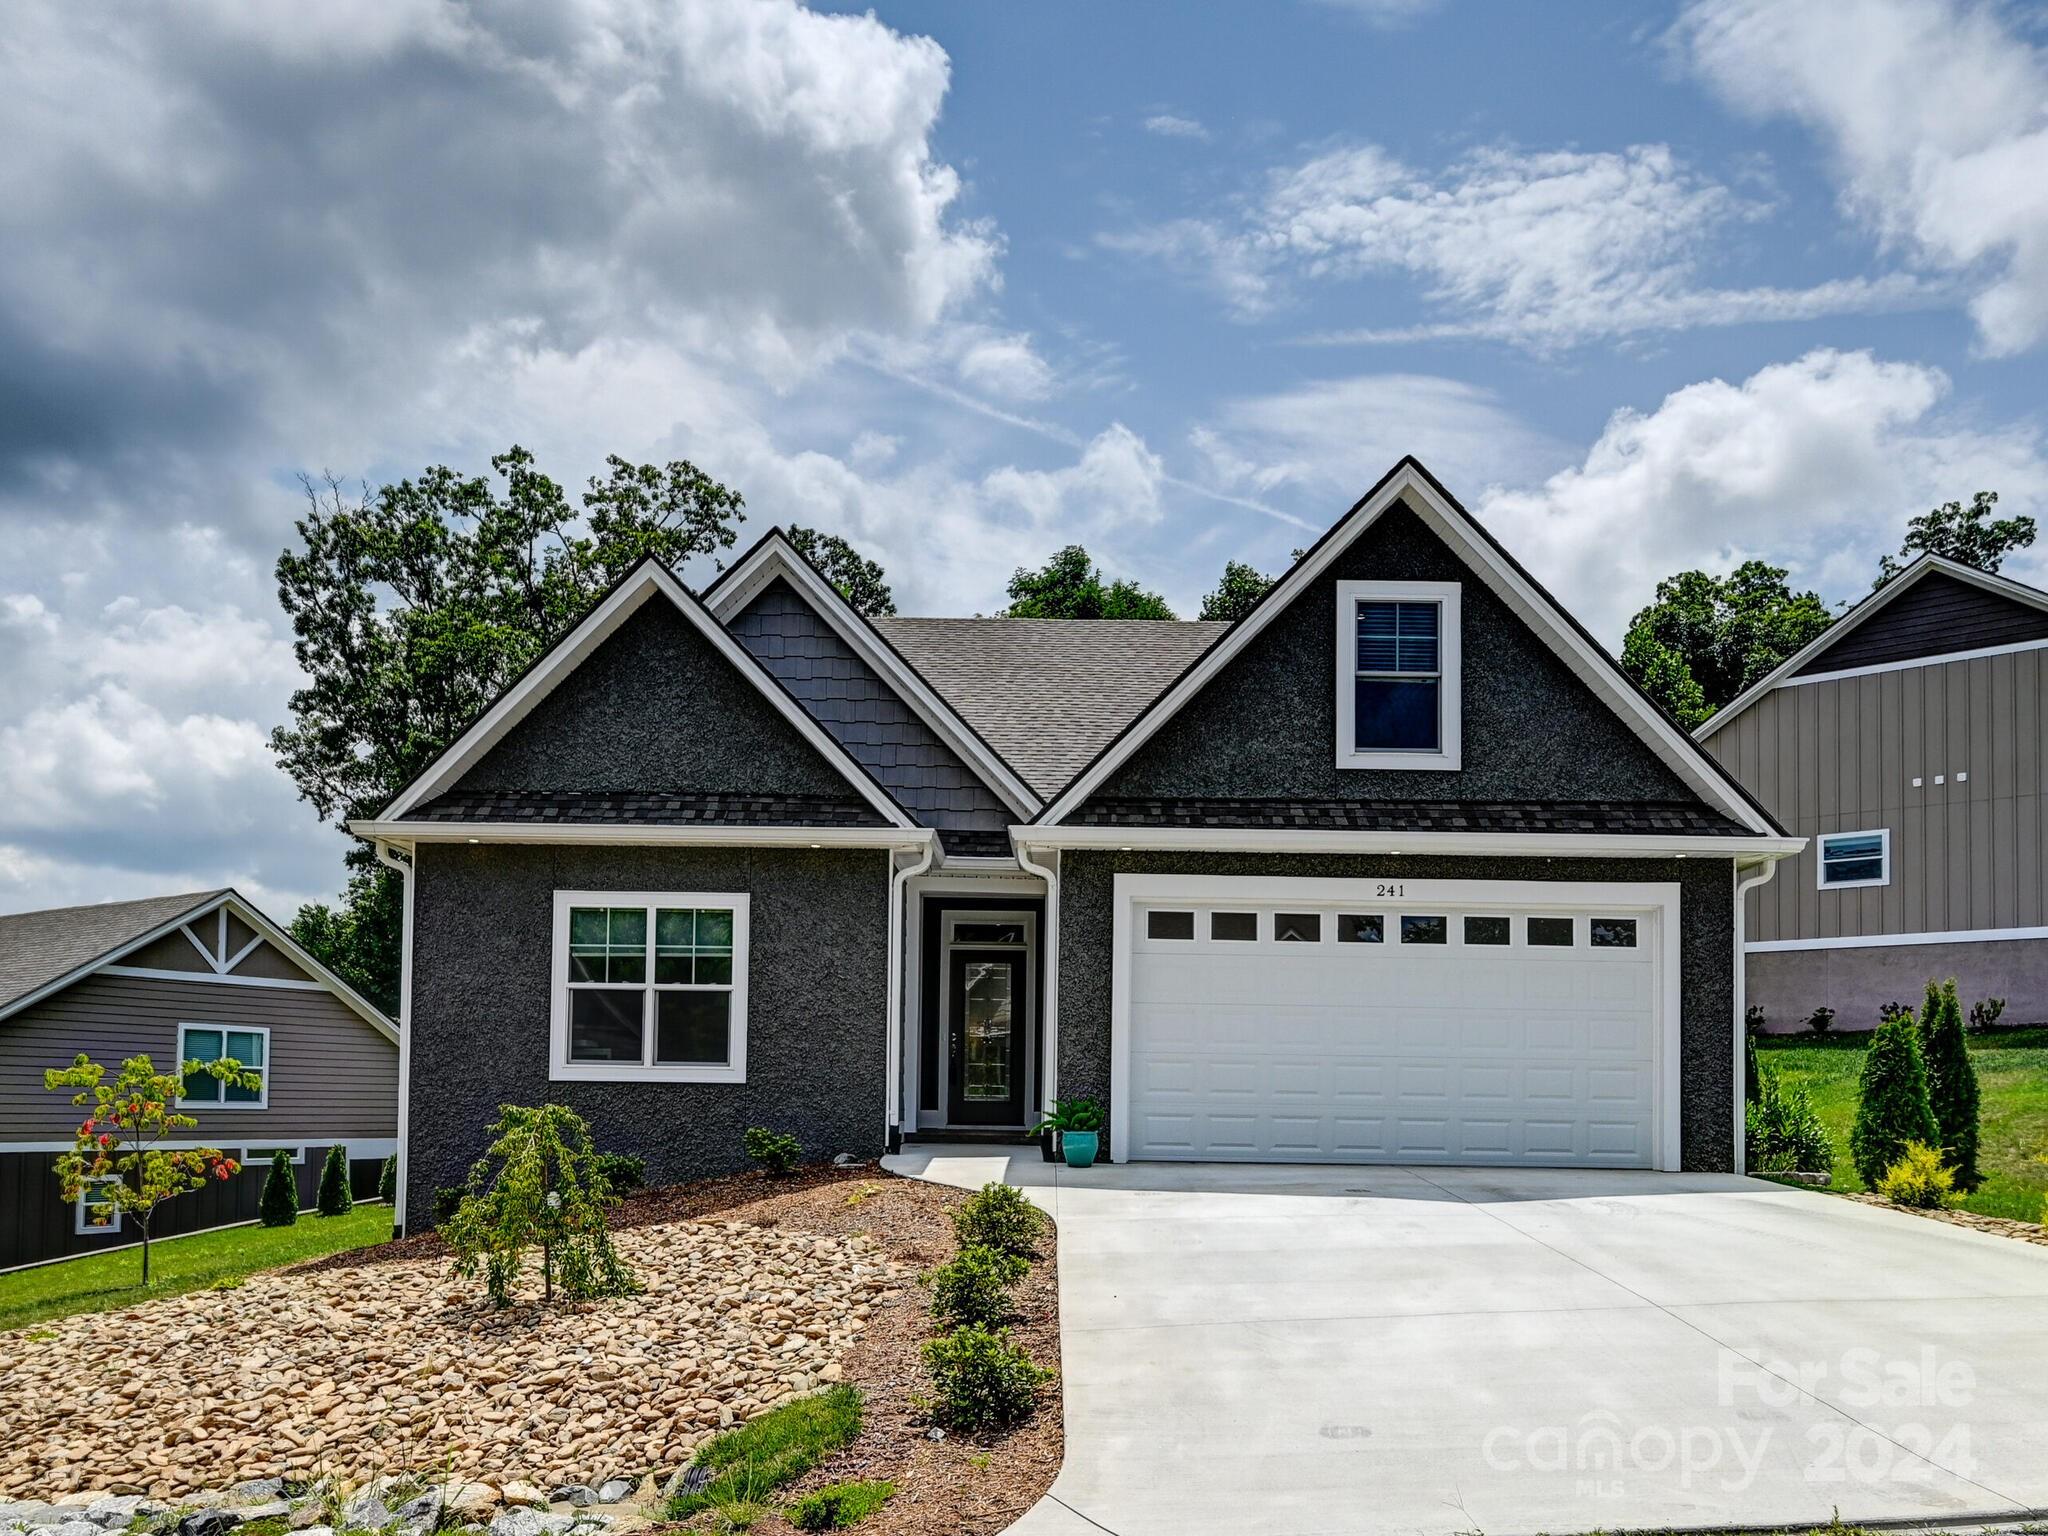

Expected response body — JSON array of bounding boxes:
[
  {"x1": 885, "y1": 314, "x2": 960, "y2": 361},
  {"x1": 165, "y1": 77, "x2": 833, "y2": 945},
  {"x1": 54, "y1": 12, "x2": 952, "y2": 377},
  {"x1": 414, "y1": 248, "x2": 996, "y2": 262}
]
[{"x1": 1335, "y1": 580, "x2": 1462, "y2": 770}]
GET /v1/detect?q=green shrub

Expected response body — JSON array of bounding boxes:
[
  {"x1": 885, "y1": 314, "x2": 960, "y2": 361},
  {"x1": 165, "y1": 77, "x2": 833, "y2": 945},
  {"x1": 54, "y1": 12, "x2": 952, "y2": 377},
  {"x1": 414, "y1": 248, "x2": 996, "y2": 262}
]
[
  {"x1": 1745, "y1": 1067, "x2": 1834, "y2": 1174},
  {"x1": 1743, "y1": 1030, "x2": 1761, "y2": 1106},
  {"x1": 317, "y1": 1144, "x2": 353, "y2": 1217},
  {"x1": 785, "y1": 1481, "x2": 895, "y2": 1531},
  {"x1": 377, "y1": 1155, "x2": 396, "y2": 1205},
  {"x1": 1918, "y1": 977, "x2": 1982, "y2": 1188},
  {"x1": 922, "y1": 1325, "x2": 1051, "y2": 1432},
  {"x1": 928, "y1": 1243, "x2": 1028, "y2": 1330},
  {"x1": 257, "y1": 1150, "x2": 299, "y2": 1227},
  {"x1": 1876, "y1": 1142, "x2": 1959, "y2": 1209},
  {"x1": 667, "y1": 1386, "x2": 864, "y2": 1519},
  {"x1": 1969, "y1": 996, "x2": 2005, "y2": 1033},
  {"x1": 433, "y1": 1185, "x2": 465, "y2": 1223},
  {"x1": 1850, "y1": 1008, "x2": 1939, "y2": 1187},
  {"x1": 743, "y1": 1126, "x2": 803, "y2": 1176},
  {"x1": 952, "y1": 1182, "x2": 1041, "y2": 1259},
  {"x1": 594, "y1": 1151, "x2": 646, "y2": 1197},
  {"x1": 1807, "y1": 1006, "x2": 1836, "y2": 1034}
]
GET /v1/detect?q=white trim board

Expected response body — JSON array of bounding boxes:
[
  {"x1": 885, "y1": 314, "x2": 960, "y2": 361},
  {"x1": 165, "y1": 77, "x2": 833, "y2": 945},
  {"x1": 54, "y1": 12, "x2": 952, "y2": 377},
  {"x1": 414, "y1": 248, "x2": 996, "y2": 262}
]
[
  {"x1": 1774, "y1": 635, "x2": 2048, "y2": 690},
  {"x1": 1107, "y1": 873, "x2": 1686, "y2": 1171},
  {"x1": 371, "y1": 558, "x2": 915, "y2": 830},
  {"x1": 1747, "y1": 926, "x2": 2048, "y2": 953},
  {"x1": 1698, "y1": 554, "x2": 2048, "y2": 739},
  {"x1": 2, "y1": 1137, "x2": 398, "y2": 1156},
  {"x1": 1033, "y1": 460, "x2": 1775, "y2": 837},
  {"x1": 101, "y1": 966, "x2": 330, "y2": 991},
  {"x1": 703, "y1": 530, "x2": 1041, "y2": 819}
]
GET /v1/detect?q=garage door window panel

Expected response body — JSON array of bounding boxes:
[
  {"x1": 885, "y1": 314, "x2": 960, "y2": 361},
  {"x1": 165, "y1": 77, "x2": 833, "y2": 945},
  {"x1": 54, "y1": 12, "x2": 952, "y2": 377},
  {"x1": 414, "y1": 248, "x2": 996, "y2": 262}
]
[
  {"x1": 1275, "y1": 912, "x2": 1323, "y2": 943},
  {"x1": 1338, "y1": 914, "x2": 1384, "y2": 944},
  {"x1": 1400, "y1": 915, "x2": 1448, "y2": 945},
  {"x1": 1210, "y1": 911, "x2": 1259, "y2": 942},
  {"x1": 1463, "y1": 915, "x2": 1510, "y2": 946},
  {"x1": 1528, "y1": 916, "x2": 1575, "y2": 947},
  {"x1": 1145, "y1": 909, "x2": 1195, "y2": 941}
]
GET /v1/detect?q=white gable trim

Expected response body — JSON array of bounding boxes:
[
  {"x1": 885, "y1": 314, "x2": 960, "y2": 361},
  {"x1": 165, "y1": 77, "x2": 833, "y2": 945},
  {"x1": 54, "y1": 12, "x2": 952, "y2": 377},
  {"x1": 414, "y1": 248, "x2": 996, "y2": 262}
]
[
  {"x1": 0, "y1": 890, "x2": 399, "y2": 1044},
  {"x1": 1696, "y1": 554, "x2": 2048, "y2": 741},
  {"x1": 1034, "y1": 460, "x2": 1775, "y2": 835},
  {"x1": 375, "y1": 560, "x2": 915, "y2": 829},
  {"x1": 703, "y1": 533, "x2": 1041, "y2": 818}
]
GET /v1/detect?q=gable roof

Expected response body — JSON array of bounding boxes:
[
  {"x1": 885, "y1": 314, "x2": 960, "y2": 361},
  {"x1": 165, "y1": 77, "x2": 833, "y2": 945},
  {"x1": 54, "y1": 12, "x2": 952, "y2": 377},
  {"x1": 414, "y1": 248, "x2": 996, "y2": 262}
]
[
  {"x1": 370, "y1": 555, "x2": 918, "y2": 830},
  {"x1": 0, "y1": 888, "x2": 398, "y2": 1041},
  {"x1": 871, "y1": 617, "x2": 1230, "y2": 799},
  {"x1": 1029, "y1": 456, "x2": 1783, "y2": 836},
  {"x1": 1696, "y1": 554, "x2": 2048, "y2": 740},
  {"x1": 702, "y1": 529, "x2": 1042, "y2": 817}
]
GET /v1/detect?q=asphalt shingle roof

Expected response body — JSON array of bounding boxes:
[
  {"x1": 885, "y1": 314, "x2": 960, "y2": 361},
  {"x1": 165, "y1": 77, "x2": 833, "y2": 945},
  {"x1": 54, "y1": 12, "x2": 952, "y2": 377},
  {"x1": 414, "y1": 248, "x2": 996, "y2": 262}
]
[
  {"x1": 409, "y1": 790, "x2": 886, "y2": 827},
  {"x1": 1069, "y1": 798, "x2": 1752, "y2": 836},
  {"x1": 870, "y1": 618, "x2": 1229, "y2": 798},
  {"x1": 0, "y1": 890, "x2": 224, "y2": 1017}
]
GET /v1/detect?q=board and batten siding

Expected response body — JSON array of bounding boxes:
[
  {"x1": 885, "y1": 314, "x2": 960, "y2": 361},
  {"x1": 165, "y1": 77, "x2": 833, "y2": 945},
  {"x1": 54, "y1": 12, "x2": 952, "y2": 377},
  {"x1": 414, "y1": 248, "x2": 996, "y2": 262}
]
[
  {"x1": 0, "y1": 969, "x2": 397, "y2": 1143},
  {"x1": 1703, "y1": 647, "x2": 2048, "y2": 942}
]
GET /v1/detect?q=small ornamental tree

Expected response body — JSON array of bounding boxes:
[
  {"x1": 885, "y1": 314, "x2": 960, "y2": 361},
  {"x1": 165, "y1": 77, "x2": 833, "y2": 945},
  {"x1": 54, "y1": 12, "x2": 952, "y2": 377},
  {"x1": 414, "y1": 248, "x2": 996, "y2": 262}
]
[
  {"x1": 258, "y1": 1150, "x2": 300, "y2": 1227},
  {"x1": 378, "y1": 1154, "x2": 397, "y2": 1204},
  {"x1": 43, "y1": 1051, "x2": 257, "y2": 1284},
  {"x1": 317, "y1": 1143, "x2": 354, "y2": 1216},
  {"x1": 1918, "y1": 977, "x2": 1982, "y2": 1188},
  {"x1": 440, "y1": 1103, "x2": 638, "y2": 1308},
  {"x1": 1849, "y1": 1008, "x2": 1939, "y2": 1188}
]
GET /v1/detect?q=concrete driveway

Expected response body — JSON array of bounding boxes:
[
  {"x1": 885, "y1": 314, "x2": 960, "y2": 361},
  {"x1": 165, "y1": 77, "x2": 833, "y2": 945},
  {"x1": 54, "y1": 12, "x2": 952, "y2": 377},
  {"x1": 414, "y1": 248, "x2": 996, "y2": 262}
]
[{"x1": 884, "y1": 1146, "x2": 2048, "y2": 1536}]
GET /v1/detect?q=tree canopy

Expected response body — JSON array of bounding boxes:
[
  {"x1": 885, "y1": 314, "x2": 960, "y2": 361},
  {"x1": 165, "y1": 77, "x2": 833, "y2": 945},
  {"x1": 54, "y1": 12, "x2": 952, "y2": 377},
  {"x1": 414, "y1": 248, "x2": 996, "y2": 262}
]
[
  {"x1": 1619, "y1": 561, "x2": 1833, "y2": 729},
  {"x1": 1000, "y1": 545, "x2": 1175, "y2": 619},
  {"x1": 271, "y1": 446, "x2": 747, "y2": 1012},
  {"x1": 1198, "y1": 560, "x2": 1275, "y2": 623},
  {"x1": 1876, "y1": 490, "x2": 2034, "y2": 587},
  {"x1": 788, "y1": 525, "x2": 896, "y2": 616}
]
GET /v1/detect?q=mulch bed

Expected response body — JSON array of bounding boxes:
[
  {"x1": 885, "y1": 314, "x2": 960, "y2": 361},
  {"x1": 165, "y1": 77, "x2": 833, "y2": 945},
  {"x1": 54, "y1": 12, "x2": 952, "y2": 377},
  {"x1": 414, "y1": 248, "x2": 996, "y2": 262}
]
[{"x1": 1840, "y1": 1190, "x2": 2048, "y2": 1247}]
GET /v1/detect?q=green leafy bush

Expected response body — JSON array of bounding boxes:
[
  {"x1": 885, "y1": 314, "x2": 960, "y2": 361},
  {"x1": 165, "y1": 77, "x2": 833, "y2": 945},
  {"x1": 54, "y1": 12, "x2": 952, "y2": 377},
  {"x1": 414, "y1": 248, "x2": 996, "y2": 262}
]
[
  {"x1": 743, "y1": 1126, "x2": 803, "y2": 1176},
  {"x1": 667, "y1": 1386, "x2": 864, "y2": 1519},
  {"x1": 317, "y1": 1144, "x2": 353, "y2": 1217},
  {"x1": 928, "y1": 1243, "x2": 1028, "y2": 1330},
  {"x1": 1969, "y1": 996, "x2": 2005, "y2": 1033},
  {"x1": 1850, "y1": 1008, "x2": 1939, "y2": 1188},
  {"x1": 785, "y1": 1481, "x2": 895, "y2": 1531},
  {"x1": 1745, "y1": 1068, "x2": 1833, "y2": 1173},
  {"x1": 378, "y1": 1155, "x2": 396, "y2": 1204},
  {"x1": 1807, "y1": 1006, "x2": 1836, "y2": 1034},
  {"x1": 922, "y1": 1325, "x2": 1051, "y2": 1431},
  {"x1": 258, "y1": 1150, "x2": 299, "y2": 1227},
  {"x1": 440, "y1": 1103, "x2": 638, "y2": 1308},
  {"x1": 433, "y1": 1186, "x2": 464, "y2": 1224},
  {"x1": 952, "y1": 1182, "x2": 1040, "y2": 1259},
  {"x1": 1876, "y1": 1142, "x2": 1959, "y2": 1209},
  {"x1": 1918, "y1": 977, "x2": 1982, "y2": 1188},
  {"x1": 1030, "y1": 1096, "x2": 1104, "y2": 1136},
  {"x1": 594, "y1": 1151, "x2": 646, "y2": 1197}
]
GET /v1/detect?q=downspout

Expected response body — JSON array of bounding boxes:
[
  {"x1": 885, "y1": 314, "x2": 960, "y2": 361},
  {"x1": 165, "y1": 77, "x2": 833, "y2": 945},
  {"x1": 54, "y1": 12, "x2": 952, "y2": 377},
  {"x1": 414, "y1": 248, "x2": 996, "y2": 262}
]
[
  {"x1": 885, "y1": 836, "x2": 936, "y2": 1153},
  {"x1": 1732, "y1": 856, "x2": 1782, "y2": 1177},
  {"x1": 1013, "y1": 839, "x2": 1060, "y2": 1119},
  {"x1": 374, "y1": 839, "x2": 415, "y2": 1235}
]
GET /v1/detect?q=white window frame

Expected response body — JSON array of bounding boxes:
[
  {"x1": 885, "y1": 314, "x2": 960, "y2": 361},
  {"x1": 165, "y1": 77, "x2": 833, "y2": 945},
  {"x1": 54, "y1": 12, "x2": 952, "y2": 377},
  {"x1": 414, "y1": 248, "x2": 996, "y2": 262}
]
[
  {"x1": 1335, "y1": 579, "x2": 1462, "y2": 771},
  {"x1": 1817, "y1": 828, "x2": 1891, "y2": 891},
  {"x1": 76, "y1": 1176, "x2": 124, "y2": 1236},
  {"x1": 550, "y1": 890, "x2": 750, "y2": 1083},
  {"x1": 242, "y1": 1145, "x2": 306, "y2": 1165},
  {"x1": 175, "y1": 1022, "x2": 270, "y2": 1110}
]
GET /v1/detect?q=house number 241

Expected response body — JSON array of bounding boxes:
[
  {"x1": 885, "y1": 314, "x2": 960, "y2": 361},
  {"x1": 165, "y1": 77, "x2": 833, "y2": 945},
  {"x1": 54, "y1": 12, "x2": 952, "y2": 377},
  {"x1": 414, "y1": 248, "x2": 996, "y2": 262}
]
[{"x1": 1375, "y1": 883, "x2": 1404, "y2": 897}]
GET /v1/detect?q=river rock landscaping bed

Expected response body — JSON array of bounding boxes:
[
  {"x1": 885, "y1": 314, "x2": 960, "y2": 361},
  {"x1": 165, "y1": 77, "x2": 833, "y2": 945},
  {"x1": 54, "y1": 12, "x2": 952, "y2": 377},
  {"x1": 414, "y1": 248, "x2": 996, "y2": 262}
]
[{"x1": 1842, "y1": 1190, "x2": 2048, "y2": 1246}]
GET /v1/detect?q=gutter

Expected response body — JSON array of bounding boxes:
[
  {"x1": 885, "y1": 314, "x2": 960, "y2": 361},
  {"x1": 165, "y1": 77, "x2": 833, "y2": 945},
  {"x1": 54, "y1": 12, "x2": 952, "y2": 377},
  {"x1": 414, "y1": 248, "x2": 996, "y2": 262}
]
[
  {"x1": 884, "y1": 840, "x2": 936, "y2": 1151},
  {"x1": 374, "y1": 839, "x2": 416, "y2": 1236},
  {"x1": 1012, "y1": 843, "x2": 1060, "y2": 1118},
  {"x1": 1732, "y1": 857, "x2": 1783, "y2": 1177}
]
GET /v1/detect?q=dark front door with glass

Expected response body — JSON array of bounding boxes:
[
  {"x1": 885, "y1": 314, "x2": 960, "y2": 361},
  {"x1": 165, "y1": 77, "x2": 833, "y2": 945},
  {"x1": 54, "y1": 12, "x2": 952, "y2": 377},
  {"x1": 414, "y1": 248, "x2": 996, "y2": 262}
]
[{"x1": 946, "y1": 949, "x2": 1026, "y2": 1125}]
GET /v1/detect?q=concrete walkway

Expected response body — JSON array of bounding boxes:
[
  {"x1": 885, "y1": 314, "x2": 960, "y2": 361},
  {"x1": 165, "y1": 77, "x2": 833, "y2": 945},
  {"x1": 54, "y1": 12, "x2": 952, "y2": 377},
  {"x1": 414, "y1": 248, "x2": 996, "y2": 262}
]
[{"x1": 884, "y1": 1145, "x2": 2048, "y2": 1536}]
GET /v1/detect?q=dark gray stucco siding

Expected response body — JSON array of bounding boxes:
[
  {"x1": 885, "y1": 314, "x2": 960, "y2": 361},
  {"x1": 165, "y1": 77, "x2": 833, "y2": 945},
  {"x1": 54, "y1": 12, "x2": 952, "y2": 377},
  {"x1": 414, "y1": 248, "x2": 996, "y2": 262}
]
[
  {"x1": 1093, "y1": 499, "x2": 1694, "y2": 806},
  {"x1": 456, "y1": 597, "x2": 870, "y2": 806},
  {"x1": 1056, "y1": 850, "x2": 1738, "y2": 1172},
  {"x1": 404, "y1": 842, "x2": 889, "y2": 1231}
]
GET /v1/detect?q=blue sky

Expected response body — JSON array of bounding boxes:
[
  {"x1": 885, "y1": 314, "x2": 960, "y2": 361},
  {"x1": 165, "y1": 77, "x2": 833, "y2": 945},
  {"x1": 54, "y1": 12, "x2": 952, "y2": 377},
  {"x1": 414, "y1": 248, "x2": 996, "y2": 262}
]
[{"x1": 0, "y1": 0, "x2": 2044, "y2": 915}]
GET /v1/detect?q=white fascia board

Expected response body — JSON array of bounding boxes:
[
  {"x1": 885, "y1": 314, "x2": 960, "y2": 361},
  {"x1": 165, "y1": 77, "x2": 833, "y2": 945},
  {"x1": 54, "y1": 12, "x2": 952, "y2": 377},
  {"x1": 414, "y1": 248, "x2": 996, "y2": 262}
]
[
  {"x1": 1035, "y1": 461, "x2": 1775, "y2": 836},
  {"x1": 1747, "y1": 925, "x2": 2048, "y2": 953},
  {"x1": 1697, "y1": 555, "x2": 2048, "y2": 740},
  {"x1": 1014, "y1": 824, "x2": 1806, "y2": 860},
  {"x1": 350, "y1": 820, "x2": 935, "y2": 852},
  {"x1": 704, "y1": 536, "x2": 1041, "y2": 819},
  {"x1": 378, "y1": 561, "x2": 915, "y2": 829}
]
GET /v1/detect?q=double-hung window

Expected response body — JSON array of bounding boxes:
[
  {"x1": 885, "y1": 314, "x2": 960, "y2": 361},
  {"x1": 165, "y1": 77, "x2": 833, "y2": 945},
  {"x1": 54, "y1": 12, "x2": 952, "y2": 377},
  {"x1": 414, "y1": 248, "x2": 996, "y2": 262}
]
[
  {"x1": 177, "y1": 1024, "x2": 268, "y2": 1109},
  {"x1": 1818, "y1": 830, "x2": 1889, "y2": 889},
  {"x1": 1335, "y1": 580, "x2": 1461, "y2": 770},
  {"x1": 551, "y1": 891, "x2": 749, "y2": 1082}
]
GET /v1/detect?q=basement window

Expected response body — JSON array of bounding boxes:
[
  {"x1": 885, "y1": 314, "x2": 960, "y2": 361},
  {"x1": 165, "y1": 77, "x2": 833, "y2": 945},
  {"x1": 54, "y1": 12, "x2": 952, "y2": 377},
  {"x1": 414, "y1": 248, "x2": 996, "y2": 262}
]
[{"x1": 1818, "y1": 830, "x2": 1889, "y2": 890}]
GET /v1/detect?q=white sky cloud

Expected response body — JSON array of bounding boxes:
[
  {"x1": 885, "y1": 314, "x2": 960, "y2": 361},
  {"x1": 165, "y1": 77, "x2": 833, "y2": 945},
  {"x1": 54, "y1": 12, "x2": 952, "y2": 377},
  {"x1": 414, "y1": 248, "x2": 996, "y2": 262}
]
[
  {"x1": 1143, "y1": 113, "x2": 1210, "y2": 141},
  {"x1": 1680, "y1": 0, "x2": 2048, "y2": 356}
]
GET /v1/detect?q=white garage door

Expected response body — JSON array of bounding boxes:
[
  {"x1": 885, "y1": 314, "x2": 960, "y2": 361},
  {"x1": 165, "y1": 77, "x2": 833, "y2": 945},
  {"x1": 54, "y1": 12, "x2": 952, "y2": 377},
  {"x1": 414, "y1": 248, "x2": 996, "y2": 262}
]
[{"x1": 1118, "y1": 878, "x2": 1673, "y2": 1169}]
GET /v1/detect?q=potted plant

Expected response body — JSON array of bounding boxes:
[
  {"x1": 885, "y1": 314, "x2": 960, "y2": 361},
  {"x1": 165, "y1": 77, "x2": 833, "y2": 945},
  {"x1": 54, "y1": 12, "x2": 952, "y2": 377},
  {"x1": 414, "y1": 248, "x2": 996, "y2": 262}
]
[{"x1": 1029, "y1": 1097, "x2": 1106, "y2": 1166}]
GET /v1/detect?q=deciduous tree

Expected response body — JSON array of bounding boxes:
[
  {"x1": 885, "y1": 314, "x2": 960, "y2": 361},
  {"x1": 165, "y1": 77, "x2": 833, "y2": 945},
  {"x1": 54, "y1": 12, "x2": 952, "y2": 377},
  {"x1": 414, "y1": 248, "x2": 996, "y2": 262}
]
[
  {"x1": 1001, "y1": 546, "x2": 1173, "y2": 619},
  {"x1": 788, "y1": 526, "x2": 896, "y2": 616}
]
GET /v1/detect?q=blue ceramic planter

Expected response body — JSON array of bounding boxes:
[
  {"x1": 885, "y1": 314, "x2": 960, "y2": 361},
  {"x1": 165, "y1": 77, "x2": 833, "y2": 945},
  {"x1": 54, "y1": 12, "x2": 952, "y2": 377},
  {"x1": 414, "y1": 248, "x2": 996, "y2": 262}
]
[{"x1": 1062, "y1": 1130, "x2": 1099, "y2": 1168}]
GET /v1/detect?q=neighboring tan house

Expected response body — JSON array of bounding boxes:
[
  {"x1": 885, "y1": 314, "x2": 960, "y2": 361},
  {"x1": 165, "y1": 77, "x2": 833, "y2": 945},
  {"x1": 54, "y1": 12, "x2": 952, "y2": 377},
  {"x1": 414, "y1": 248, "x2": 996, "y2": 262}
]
[
  {"x1": 0, "y1": 888, "x2": 399, "y2": 1269},
  {"x1": 351, "y1": 457, "x2": 1802, "y2": 1235},
  {"x1": 1698, "y1": 554, "x2": 2048, "y2": 1032}
]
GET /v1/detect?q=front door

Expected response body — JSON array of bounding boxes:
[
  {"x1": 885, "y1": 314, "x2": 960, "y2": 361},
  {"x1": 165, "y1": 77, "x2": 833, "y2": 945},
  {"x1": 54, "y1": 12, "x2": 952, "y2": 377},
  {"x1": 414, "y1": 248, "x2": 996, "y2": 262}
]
[{"x1": 947, "y1": 949, "x2": 1027, "y2": 1125}]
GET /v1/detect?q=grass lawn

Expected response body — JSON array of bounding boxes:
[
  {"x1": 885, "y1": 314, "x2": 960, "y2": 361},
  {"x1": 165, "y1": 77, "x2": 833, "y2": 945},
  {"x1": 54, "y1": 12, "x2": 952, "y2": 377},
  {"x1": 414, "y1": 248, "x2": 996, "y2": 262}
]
[
  {"x1": 667, "y1": 1384, "x2": 865, "y2": 1525},
  {"x1": 1758, "y1": 1026, "x2": 2048, "y2": 1221},
  {"x1": 0, "y1": 1204, "x2": 393, "y2": 1332}
]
